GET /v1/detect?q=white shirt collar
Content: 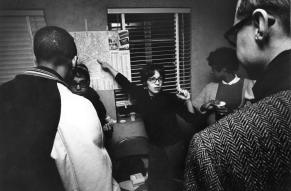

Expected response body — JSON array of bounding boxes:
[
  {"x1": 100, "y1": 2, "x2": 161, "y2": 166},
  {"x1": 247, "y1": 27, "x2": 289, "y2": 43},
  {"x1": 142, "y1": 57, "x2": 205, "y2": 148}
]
[{"x1": 222, "y1": 74, "x2": 240, "y2": 85}]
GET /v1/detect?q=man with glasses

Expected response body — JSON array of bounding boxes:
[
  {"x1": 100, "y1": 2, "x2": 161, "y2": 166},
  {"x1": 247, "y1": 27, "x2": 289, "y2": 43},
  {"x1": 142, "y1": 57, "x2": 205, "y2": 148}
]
[
  {"x1": 70, "y1": 63, "x2": 114, "y2": 139},
  {"x1": 184, "y1": 0, "x2": 291, "y2": 190}
]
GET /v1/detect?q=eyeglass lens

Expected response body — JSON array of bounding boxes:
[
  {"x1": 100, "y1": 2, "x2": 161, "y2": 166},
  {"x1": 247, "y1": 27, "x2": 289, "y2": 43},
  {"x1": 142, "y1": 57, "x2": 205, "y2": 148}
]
[
  {"x1": 72, "y1": 81, "x2": 88, "y2": 88},
  {"x1": 148, "y1": 77, "x2": 163, "y2": 83}
]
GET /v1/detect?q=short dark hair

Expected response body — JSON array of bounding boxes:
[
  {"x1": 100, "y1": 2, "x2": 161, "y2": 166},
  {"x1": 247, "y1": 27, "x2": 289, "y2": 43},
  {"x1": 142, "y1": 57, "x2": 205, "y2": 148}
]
[
  {"x1": 236, "y1": 0, "x2": 290, "y2": 34},
  {"x1": 141, "y1": 64, "x2": 164, "y2": 85},
  {"x1": 73, "y1": 63, "x2": 90, "y2": 82},
  {"x1": 33, "y1": 26, "x2": 77, "y2": 65},
  {"x1": 207, "y1": 47, "x2": 239, "y2": 72}
]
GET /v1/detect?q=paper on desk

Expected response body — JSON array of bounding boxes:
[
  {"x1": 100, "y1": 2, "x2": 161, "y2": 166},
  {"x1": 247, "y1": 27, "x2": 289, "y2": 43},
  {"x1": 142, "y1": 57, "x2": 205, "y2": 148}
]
[{"x1": 119, "y1": 180, "x2": 139, "y2": 191}]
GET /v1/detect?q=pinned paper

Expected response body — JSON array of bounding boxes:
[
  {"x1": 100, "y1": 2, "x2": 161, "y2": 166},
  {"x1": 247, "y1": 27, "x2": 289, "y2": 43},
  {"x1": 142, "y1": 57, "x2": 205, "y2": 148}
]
[{"x1": 71, "y1": 31, "x2": 131, "y2": 90}]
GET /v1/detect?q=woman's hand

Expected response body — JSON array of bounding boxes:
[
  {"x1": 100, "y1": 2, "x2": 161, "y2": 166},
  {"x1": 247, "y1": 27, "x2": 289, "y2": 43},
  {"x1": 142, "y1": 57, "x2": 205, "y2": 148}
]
[
  {"x1": 176, "y1": 89, "x2": 191, "y2": 101},
  {"x1": 102, "y1": 115, "x2": 116, "y2": 132},
  {"x1": 200, "y1": 100, "x2": 228, "y2": 114},
  {"x1": 200, "y1": 100, "x2": 216, "y2": 112},
  {"x1": 177, "y1": 89, "x2": 194, "y2": 113},
  {"x1": 97, "y1": 59, "x2": 118, "y2": 77},
  {"x1": 97, "y1": 59, "x2": 111, "y2": 71},
  {"x1": 103, "y1": 122, "x2": 114, "y2": 132}
]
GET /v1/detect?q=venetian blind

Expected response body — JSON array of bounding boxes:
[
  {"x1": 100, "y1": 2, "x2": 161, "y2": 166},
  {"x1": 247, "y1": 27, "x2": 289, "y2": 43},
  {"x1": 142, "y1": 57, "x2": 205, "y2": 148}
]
[
  {"x1": 0, "y1": 11, "x2": 46, "y2": 85},
  {"x1": 179, "y1": 13, "x2": 191, "y2": 90},
  {"x1": 108, "y1": 10, "x2": 191, "y2": 118}
]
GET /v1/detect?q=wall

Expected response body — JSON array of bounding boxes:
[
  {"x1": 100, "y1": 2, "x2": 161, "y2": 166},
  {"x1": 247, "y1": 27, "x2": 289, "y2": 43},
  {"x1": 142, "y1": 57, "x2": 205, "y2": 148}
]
[
  {"x1": 0, "y1": 0, "x2": 237, "y2": 98},
  {"x1": 190, "y1": 0, "x2": 237, "y2": 97}
]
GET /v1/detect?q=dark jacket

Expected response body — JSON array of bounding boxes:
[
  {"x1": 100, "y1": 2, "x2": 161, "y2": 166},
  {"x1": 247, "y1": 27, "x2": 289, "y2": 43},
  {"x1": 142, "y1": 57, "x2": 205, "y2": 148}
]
[
  {"x1": 84, "y1": 87, "x2": 107, "y2": 126},
  {"x1": 0, "y1": 67, "x2": 65, "y2": 191}
]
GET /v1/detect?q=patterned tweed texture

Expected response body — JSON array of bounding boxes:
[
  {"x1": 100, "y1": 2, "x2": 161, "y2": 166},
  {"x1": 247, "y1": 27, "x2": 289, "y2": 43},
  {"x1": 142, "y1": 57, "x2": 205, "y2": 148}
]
[{"x1": 184, "y1": 90, "x2": 291, "y2": 191}]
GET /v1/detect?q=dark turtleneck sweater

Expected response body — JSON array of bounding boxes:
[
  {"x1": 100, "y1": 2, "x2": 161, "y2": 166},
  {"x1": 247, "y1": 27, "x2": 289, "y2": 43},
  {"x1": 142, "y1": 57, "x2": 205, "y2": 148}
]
[{"x1": 115, "y1": 73, "x2": 194, "y2": 146}]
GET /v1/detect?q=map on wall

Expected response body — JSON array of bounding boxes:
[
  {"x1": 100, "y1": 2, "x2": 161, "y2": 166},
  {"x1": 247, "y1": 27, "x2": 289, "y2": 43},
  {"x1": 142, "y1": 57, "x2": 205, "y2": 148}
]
[{"x1": 70, "y1": 31, "x2": 131, "y2": 90}]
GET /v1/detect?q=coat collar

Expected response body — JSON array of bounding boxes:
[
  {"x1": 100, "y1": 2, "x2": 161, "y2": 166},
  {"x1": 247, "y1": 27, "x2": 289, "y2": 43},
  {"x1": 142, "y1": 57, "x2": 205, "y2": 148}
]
[
  {"x1": 253, "y1": 49, "x2": 291, "y2": 101},
  {"x1": 22, "y1": 66, "x2": 69, "y2": 87},
  {"x1": 222, "y1": 74, "x2": 240, "y2": 85}
]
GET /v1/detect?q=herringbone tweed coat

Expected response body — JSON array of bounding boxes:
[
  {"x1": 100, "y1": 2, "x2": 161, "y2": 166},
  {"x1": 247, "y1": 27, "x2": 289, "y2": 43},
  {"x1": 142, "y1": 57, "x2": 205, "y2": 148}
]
[{"x1": 184, "y1": 90, "x2": 291, "y2": 191}]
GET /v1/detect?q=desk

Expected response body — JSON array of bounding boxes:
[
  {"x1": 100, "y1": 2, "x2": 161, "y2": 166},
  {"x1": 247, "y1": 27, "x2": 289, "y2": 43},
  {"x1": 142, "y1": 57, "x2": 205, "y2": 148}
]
[{"x1": 112, "y1": 119, "x2": 147, "y2": 144}]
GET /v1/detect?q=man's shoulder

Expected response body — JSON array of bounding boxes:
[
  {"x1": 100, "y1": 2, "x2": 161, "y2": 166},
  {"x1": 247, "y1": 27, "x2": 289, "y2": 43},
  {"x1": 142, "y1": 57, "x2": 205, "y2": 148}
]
[
  {"x1": 0, "y1": 75, "x2": 30, "y2": 91},
  {"x1": 57, "y1": 83, "x2": 94, "y2": 109},
  {"x1": 57, "y1": 83, "x2": 101, "y2": 128},
  {"x1": 0, "y1": 79, "x2": 15, "y2": 96},
  {"x1": 0, "y1": 75, "x2": 60, "y2": 102},
  {"x1": 247, "y1": 90, "x2": 291, "y2": 113},
  {"x1": 88, "y1": 87, "x2": 100, "y2": 97},
  {"x1": 192, "y1": 90, "x2": 291, "y2": 144},
  {"x1": 193, "y1": 90, "x2": 291, "y2": 142}
]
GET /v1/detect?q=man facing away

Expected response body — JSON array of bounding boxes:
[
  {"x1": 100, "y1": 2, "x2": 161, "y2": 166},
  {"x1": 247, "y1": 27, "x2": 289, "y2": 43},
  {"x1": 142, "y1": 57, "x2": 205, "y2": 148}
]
[
  {"x1": 0, "y1": 26, "x2": 119, "y2": 191},
  {"x1": 184, "y1": 0, "x2": 291, "y2": 190}
]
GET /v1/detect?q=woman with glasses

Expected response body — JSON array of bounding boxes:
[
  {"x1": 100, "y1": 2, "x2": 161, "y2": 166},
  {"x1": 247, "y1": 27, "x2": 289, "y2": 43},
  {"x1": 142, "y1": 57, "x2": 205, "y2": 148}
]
[{"x1": 99, "y1": 60, "x2": 194, "y2": 191}]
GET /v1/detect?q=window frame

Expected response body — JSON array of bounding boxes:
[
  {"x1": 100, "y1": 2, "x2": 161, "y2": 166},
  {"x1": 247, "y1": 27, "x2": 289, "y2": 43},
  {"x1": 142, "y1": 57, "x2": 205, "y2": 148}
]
[{"x1": 107, "y1": 8, "x2": 192, "y2": 119}]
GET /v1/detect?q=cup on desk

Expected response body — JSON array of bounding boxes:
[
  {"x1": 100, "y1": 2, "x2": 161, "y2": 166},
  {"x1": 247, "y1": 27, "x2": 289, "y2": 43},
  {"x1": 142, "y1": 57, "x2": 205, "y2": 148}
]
[{"x1": 130, "y1": 112, "x2": 136, "y2": 121}]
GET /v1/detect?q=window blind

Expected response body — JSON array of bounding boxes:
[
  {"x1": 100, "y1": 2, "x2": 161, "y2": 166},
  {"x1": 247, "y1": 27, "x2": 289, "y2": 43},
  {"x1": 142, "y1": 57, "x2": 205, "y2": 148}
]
[
  {"x1": 179, "y1": 13, "x2": 191, "y2": 91},
  {"x1": 0, "y1": 11, "x2": 46, "y2": 85},
  {"x1": 108, "y1": 10, "x2": 191, "y2": 119},
  {"x1": 126, "y1": 13, "x2": 177, "y2": 93}
]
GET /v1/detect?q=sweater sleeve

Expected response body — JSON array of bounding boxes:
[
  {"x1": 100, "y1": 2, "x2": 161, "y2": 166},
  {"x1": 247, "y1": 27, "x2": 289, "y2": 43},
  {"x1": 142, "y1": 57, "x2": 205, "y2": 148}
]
[
  {"x1": 171, "y1": 94, "x2": 195, "y2": 124},
  {"x1": 115, "y1": 73, "x2": 142, "y2": 99},
  {"x1": 85, "y1": 88, "x2": 107, "y2": 126}
]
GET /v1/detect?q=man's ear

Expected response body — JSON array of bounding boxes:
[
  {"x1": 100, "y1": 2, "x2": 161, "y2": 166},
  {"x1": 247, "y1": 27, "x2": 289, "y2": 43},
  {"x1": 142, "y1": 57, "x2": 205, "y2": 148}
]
[
  {"x1": 252, "y1": 9, "x2": 270, "y2": 42},
  {"x1": 72, "y1": 56, "x2": 78, "y2": 67}
]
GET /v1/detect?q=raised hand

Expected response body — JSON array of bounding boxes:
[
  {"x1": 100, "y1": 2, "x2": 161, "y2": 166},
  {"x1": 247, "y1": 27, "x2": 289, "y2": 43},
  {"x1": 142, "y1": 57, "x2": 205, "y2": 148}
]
[
  {"x1": 97, "y1": 59, "x2": 118, "y2": 77},
  {"x1": 176, "y1": 89, "x2": 191, "y2": 100},
  {"x1": 103, "y1": 122, "x2": 114, "y2": 132},
  {"x1": 97, "y1": 59, "x2": 111, "y2": 71},
  {"x1": 103, "y1": 115, "x2": 116, "y2": 132}
]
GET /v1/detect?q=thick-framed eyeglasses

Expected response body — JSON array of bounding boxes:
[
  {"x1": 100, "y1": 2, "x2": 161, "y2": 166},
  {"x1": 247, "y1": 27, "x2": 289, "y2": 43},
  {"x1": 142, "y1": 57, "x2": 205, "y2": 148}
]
[
  {"x1": 224, "y1": 14, "x2": 275, "y2": 46},
  {"x1": 71, "y1": 81, "x2": 89, "y2": 88},
  {"x1": 224, "y1": 15, "x2": 253, "y2": 47},
  {"x1": 148, "y1": 77, "x2": 163, "y2": 84}
]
